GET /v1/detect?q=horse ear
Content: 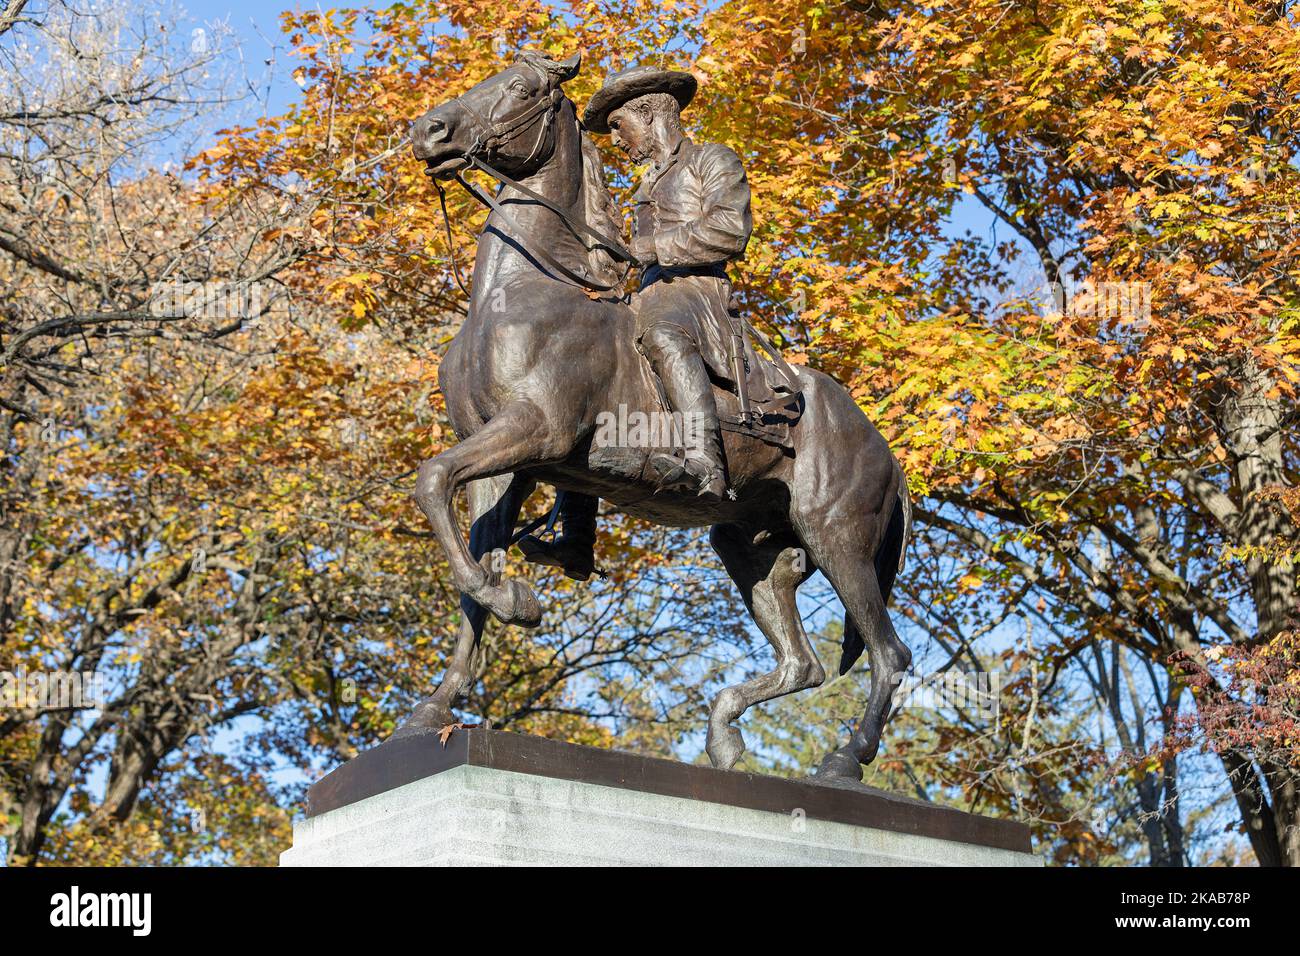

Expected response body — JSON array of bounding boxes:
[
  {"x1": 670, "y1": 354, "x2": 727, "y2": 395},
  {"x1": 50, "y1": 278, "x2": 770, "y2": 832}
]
[
  {"x1": 517, "y1": 50, "x2": 581, "y2": 84},
  {"x1": 545, "y1": 51, "x2": 581, "y2": 82}
]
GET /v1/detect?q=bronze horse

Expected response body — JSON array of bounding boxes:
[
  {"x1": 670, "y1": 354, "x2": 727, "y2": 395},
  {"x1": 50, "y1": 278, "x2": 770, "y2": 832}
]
[{"x1": 402, "y1": 51, "x2": 912, "y2": 786}]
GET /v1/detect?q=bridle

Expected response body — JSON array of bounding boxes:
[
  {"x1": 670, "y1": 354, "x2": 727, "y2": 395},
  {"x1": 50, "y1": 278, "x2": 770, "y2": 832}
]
[
  {"x1": 431, "y1": 66, "x2": 640, "y2": 296},
  {"x1": 458, "y1": 69, "x2": 562, "y2": 171}
]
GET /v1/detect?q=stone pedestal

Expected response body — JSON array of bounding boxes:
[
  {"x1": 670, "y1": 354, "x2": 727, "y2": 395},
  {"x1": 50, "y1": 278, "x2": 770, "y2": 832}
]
[{"x1": 280, "y1": 729, "x2": 1040, "y2": 867}]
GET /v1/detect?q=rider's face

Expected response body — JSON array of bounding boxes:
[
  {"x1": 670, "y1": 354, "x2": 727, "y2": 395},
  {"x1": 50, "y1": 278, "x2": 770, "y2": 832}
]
[{"x1": 608, "y1": 106, "x2": 654, "y2": 164}]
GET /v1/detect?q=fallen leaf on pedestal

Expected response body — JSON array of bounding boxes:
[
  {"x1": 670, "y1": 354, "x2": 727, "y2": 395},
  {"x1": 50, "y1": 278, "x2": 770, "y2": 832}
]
[{"x1": 438, "y1": 722, "x2": 479, "y2": 746}]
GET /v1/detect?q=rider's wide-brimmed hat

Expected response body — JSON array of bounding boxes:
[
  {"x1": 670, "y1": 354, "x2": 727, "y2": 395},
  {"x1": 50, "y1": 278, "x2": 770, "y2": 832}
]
[{"x1": 582, "y1": 64, "x2": 698, "y2": 134}]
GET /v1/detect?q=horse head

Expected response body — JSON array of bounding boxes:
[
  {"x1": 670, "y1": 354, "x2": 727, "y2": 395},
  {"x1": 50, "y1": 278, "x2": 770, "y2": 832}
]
[
  {"x1": 411, "y1": 49, "x2": 627, "y2": 291},
  {"x1": 411, "y1": 51, "x2": 582, "y2": 182}
]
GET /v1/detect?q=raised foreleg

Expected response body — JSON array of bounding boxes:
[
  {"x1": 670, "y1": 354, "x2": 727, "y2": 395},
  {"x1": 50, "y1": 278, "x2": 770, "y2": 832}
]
[{"x1": 412, "y1": 400, "x2": 569, "y2": 627}]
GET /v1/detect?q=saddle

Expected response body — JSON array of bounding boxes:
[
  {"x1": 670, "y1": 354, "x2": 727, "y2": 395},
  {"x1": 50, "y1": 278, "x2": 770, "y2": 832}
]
[{"x1": 718, "y1": 317, "x2": 804, "y2": 452}]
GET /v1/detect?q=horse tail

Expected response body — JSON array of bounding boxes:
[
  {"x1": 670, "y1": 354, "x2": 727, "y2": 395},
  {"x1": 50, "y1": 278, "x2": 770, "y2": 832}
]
[{"x1": 879, "y1": 459, "x2": 911, "y2": 589}]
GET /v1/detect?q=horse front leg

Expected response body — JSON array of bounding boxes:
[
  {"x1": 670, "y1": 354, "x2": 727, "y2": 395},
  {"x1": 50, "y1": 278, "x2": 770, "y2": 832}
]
[
  {"x1": 412, "y1": 399, "x2": 564, "y2": 627},
  {"x1": 394, "y1": 472, "x2": 535, "y2": 738}
]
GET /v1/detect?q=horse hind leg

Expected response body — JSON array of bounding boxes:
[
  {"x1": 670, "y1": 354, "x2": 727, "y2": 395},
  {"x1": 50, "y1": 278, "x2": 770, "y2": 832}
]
[
  {"x1": 706, "y1": 523, "x2": 824, "y2": 770},
  {"x1": 836, "y1": 488, "x2": 907, "y2": 677},
  {"x1": 811, "y1": 543, "x2": 911, "y2": 785},
  {"x1": 394, "y1": 472, "x2": 534, "y2": 738}
]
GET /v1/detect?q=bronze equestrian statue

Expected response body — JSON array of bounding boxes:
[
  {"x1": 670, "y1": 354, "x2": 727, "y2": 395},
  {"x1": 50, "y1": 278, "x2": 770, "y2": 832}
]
[{"x1": 402, "y1": 50, "x2": 912, "y2": 788}]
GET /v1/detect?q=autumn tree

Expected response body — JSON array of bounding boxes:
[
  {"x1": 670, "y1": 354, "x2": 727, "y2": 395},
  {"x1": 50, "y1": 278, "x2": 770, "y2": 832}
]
[
  {"x1": 0, "y1": 0, "x2": 726, "y2": 865},
  {"x1": 8, "y1": 0, "x2": 1297, "y2": 866},
  {"x1": 185, "y1": 0, "x2": 1300, "y2": 865},
  {"x1": 686, "y1": 0, "x2": 1299, "y2": 863}
]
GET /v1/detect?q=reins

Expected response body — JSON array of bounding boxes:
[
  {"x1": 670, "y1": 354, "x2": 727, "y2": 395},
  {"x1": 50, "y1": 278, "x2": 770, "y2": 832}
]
[{"x1": 431, "y1": 82, "x2": 640, "y2": 297}]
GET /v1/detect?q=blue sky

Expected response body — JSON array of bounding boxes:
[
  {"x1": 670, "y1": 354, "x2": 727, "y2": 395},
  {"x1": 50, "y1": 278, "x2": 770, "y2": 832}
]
[{"x1": 178, "y1": 0, "x2": 304, "y2": 125}]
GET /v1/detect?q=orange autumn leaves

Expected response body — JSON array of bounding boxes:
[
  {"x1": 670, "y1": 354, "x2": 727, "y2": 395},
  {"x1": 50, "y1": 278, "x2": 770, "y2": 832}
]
[{"x1": 184, "y1": 1, "x2": 1300, "y2": 575}]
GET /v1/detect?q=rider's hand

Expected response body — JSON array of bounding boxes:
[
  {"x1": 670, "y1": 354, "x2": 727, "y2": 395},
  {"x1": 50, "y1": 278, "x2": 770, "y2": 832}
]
[{"x1": 632, "y1": 236, "x2": 658, "y2": 266}]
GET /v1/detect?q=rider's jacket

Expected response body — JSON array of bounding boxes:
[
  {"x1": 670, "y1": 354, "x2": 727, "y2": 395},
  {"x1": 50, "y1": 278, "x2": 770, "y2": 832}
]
[{"x1": 631, "y1": 137, "x2": 759, "y2": 385}]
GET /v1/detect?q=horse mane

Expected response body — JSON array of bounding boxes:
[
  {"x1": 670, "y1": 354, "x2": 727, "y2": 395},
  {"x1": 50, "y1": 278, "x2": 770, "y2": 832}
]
[
  {"x1": 574, "y1": 109, "x2": 628, "y2": 288},
  {"x1": 508, "y1": 54, "x2": 626, "y2": 286}
]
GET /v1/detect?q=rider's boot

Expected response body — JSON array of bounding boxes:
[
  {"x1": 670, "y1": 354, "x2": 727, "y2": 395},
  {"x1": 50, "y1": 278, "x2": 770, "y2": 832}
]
[
  {"x1": 516, "y1": 492, "x2": 598, "y2": 581},
  {"x1": 640, "y1": 325, "x2": 727, "y2": 503}
]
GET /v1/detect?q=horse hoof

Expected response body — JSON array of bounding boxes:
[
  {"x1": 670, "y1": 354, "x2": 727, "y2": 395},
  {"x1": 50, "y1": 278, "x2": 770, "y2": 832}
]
[
  {"x1": 391, "y1": 698, "x2": 453, "y2": 740},
  {"x1": 706, "y1": 725, "x2": 746, "y2": 770},
  {"x1": 503, "y1": 579, "x2": 542, "y2": 626},
  {"x1": 815, "y1": 749, "x2": 863, "y2": 782},
  {"x1": 474, "y1": 578, "x2": 542, "y2": 627}
]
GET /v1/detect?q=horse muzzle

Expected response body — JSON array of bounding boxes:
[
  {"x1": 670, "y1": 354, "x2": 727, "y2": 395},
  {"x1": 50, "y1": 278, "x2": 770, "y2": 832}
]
[{"x1": 411, "y1": 105, "x2": 474, "y2": 178}]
